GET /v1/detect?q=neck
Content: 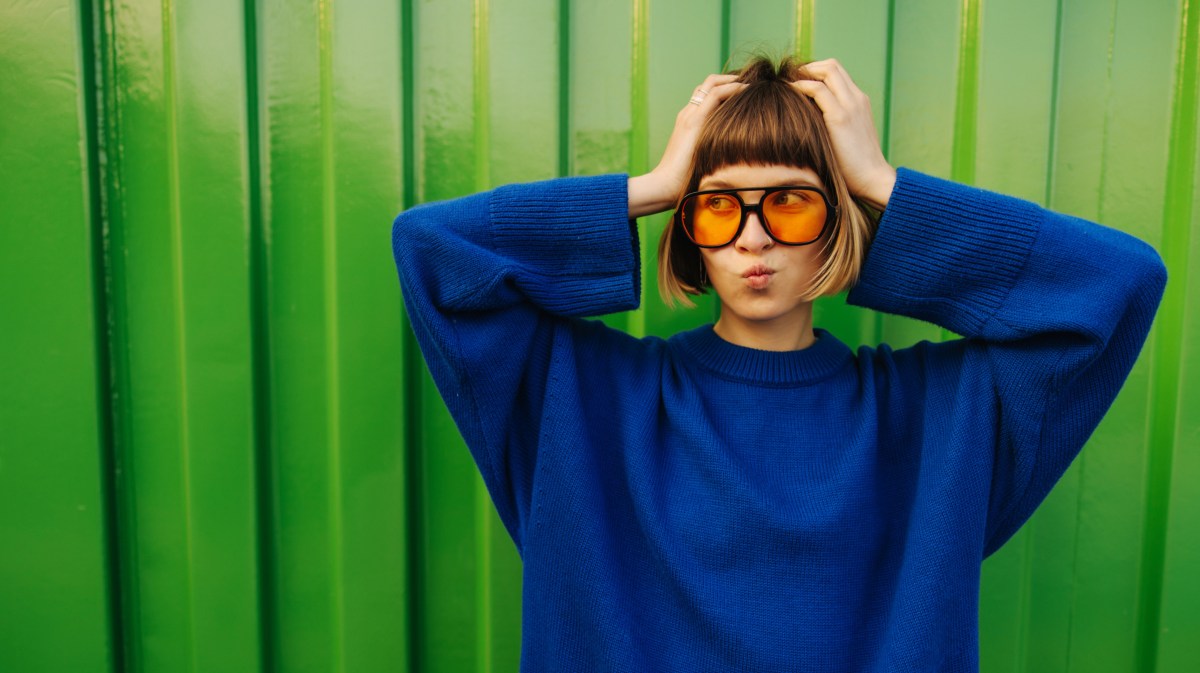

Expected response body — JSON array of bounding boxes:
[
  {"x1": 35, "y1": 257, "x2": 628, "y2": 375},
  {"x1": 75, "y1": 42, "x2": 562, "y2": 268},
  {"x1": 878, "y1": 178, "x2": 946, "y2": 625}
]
[{"x1": 712, "y1": 304, "x2": 816, "y2": 352}]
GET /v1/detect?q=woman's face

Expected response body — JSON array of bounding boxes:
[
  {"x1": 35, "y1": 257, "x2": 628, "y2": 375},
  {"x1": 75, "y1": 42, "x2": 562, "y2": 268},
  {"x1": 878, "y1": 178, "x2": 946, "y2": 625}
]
[{"x1": 697, "y1": 163, "x2": 826, "y2": 344}]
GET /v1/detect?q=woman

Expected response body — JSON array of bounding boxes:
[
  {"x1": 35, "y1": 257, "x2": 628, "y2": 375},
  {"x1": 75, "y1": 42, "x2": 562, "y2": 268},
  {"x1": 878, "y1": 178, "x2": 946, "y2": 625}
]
[{"x1": 393, "y1": 57, "x2": 1165, "y2": 671}]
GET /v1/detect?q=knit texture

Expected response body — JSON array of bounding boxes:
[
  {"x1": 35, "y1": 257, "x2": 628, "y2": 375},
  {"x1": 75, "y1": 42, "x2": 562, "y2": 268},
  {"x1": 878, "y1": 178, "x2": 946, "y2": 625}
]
[{"x1": 392, "y1": 169, "x2": 1166, "y2": 672}]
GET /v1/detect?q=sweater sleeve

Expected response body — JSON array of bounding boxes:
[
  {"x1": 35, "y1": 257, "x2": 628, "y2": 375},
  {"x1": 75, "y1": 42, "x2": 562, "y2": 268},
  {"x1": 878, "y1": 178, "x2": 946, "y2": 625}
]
[
  {"x1": 846, "y1": 168, "x2": 1167, "y2": 557},
  {"x1": 392, "y1": 174, "x2": 640, "y2": 550}
]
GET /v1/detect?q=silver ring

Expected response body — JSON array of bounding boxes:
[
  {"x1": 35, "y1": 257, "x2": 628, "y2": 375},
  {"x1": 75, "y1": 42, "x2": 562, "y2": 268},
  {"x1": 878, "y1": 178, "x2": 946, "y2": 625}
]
[
  {"x1": 697, "y1": 88, "x2": 711, "y2": 95},
  {"x1": 688, "y1": 95, "x2": 704, "y2": 105}
]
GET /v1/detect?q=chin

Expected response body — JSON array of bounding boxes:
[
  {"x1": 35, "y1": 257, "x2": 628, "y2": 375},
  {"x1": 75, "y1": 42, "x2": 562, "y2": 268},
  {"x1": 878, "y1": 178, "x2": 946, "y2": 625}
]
[{"x1": 725, "y1": 303, "x2": 801, "y2": 324}]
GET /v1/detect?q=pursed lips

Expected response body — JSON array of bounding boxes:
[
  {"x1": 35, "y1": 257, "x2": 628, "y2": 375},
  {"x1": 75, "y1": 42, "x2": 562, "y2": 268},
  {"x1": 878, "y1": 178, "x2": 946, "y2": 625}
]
[{"x1": 742, "y1": 264, "x2": 775, "y2": 289}]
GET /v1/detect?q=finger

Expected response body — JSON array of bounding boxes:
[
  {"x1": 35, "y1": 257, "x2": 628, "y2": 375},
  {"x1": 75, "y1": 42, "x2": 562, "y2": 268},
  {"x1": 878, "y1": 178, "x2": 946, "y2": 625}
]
[
  {"x1": 797, "y1": 59, "x2": 859, "y2": 104},
  {"x1": 681, "y1": 80, "x2": 745, "y2": 113},
  {"x1": 688, "y1": 81, "x2": 746, "y2": 116},
  {"x1": 703, "y1": 80, "x2": 745, "y2": 102},
  {"x1": 798, "y1": 58, "x2": 850, "y2": 82},
  {"x1": 790, "y1": 79, "x2": 845, "y2": 121},
  {"x1": 796, "y1": 59, "x2": 854, "y2": 98},
  {"x1": 689, "y1": 74, "x2": 739, "y2": 105},
  {"x1": 694, "y1": 73, "x2": 739, "y2": 95}
]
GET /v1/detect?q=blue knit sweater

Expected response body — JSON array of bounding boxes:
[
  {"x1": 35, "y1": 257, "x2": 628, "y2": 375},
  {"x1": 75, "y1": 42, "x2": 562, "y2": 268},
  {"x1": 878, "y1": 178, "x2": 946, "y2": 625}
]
[{"x1": 392, "y1": 169, "x2": 1166, "y2": 672}]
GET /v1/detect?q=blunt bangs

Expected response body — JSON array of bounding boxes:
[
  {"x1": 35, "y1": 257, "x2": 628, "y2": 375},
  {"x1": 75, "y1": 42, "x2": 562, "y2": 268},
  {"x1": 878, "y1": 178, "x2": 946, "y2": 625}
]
[{"x1": 692, "y1": 75, "x2": 833, "y2": 191}]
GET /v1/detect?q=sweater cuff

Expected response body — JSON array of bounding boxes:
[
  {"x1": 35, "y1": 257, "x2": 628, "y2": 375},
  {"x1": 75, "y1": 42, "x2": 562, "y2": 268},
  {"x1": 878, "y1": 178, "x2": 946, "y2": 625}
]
[
  {"x1": 847, "y1": 168, "x2": 1042, "y2": 336},
  {"x1": 490, "y1": 174, "x2": 640, "y2": 317}
]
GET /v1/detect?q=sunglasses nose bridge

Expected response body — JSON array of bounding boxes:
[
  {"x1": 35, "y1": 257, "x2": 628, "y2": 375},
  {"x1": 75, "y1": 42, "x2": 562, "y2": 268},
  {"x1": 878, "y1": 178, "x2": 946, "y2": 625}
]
[{"x1": 734, "y1": 201, "x2": 774, "y2": 249}]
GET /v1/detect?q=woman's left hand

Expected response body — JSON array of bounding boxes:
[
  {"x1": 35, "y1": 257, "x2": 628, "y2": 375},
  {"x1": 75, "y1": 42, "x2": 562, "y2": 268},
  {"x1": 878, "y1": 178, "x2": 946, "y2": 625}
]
[{"x1": 791, "y1": 59, "x2": 896, "y2": 210}]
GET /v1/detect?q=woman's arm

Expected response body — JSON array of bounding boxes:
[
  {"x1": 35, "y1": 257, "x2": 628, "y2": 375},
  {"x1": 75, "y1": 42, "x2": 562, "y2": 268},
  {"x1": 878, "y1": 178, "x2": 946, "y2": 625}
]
[
  {"x1": 795, "y1": 59, "x2": 1168, "y2": 555},
  {"x1": 392, "y1": 73, "x2": 744, "y2": 548},
  {"x1": 849, "y1": 170, "x2": 1166, "y2": 555},
  {"x1": 393, "y1": 175, "x2": 638, "y2": 549}
]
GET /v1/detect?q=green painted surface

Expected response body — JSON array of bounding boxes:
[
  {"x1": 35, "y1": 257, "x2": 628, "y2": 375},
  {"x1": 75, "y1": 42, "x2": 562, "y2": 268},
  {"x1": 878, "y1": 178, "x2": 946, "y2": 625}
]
[
  {"x1": 1140, "y1": 2, "x2": 1198, "y2": 672},
  {"x1": 93, "y1": 0, "x2": 264, "y2": 670},
  {"x1": 0, "y1": 1, "x2": 114, "y2": 671},
  {"x1": 258, "y1": 0, "x2": 411, "y2": 670},
  {"x1": 2, "y1": 0, "x2": 1198, "y2": 671}
]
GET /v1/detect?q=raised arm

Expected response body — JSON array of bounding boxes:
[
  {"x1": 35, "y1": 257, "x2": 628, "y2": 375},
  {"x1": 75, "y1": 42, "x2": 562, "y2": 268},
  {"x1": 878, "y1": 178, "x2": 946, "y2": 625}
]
[
  {"x1": 393, "y1": 175, "x2": 638, "y2": 548},
  {"x1": 849, "y1": 169, "x2": 1166, "y2": 555},
  {"x1": 794, "y1": 58, "x2": 1167, "y2": 555},
  {"x1": 393, "y1": 72, "x2": 753, "y2": 547}
]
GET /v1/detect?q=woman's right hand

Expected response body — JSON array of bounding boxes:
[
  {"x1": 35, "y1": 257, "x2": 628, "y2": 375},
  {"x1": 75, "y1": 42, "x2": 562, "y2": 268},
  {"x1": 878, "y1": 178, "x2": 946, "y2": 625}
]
[{"x1": 628, "y1": 74, "x2": 745, "y2": 219}]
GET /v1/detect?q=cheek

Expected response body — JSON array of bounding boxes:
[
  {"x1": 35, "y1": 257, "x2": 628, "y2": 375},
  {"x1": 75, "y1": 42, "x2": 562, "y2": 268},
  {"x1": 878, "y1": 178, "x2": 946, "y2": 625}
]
[
  {"x1": 788, "y1": 242, "x2": 826, "y2": 269},
  {"x1": 804, "y1": 247, "x2": 825, "y2": 268},
  {"x1": 698, "y1": 250, "x2": 726, "y2": 280}
]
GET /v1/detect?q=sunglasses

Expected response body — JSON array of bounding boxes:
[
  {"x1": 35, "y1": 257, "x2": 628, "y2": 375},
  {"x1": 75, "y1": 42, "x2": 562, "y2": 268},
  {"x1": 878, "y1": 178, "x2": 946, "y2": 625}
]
[{"x1": 675, "y1": 185, "x2": 836, "y2": 248}]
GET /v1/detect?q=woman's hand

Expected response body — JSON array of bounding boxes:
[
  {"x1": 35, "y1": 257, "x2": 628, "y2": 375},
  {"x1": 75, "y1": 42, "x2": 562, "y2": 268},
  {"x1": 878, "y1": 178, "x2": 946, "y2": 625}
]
[
  {"x1": 628, "y1": 75, "x2": 746, "y2": 219},
  {"x1": 791, "y1": 59, "x2": 896, "y2": 210}
]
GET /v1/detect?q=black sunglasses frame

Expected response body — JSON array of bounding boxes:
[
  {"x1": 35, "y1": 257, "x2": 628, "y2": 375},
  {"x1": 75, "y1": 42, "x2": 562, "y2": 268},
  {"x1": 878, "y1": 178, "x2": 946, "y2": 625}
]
[{"x1": 674, "y1": 185, "x2": 838, "y2": 248}]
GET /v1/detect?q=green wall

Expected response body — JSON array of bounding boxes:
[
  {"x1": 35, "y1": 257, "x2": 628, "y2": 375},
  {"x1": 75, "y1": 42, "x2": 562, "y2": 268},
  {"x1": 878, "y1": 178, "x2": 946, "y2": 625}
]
[{"x1": 1, "y1": 0, "x2": 1197, "y2": 671}]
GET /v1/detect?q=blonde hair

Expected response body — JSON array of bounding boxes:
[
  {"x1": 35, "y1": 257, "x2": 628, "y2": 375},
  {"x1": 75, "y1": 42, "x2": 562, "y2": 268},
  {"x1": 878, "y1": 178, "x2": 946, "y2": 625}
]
[{"x1": 657, "y1": 56, "x2": 879, "y2": 307}]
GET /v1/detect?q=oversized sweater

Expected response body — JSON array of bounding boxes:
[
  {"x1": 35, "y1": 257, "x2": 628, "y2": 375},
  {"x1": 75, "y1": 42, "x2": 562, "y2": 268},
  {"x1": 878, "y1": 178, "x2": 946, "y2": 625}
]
[{"x1": 391, "y1": 168, "x2": 1166, "y2": 672}]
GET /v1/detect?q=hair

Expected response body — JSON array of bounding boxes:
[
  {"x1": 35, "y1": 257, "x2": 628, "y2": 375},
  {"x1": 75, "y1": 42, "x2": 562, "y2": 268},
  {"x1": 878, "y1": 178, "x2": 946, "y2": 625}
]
[{"x1": 657, "y1": 55, "x2": 879, "y2": 307}]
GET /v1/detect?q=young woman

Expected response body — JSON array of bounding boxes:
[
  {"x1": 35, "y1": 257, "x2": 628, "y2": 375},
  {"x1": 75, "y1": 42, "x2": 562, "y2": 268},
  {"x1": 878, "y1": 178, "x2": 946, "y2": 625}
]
[{"x1": 392, "y1": 57, "x2": 1165, "y2": 672}]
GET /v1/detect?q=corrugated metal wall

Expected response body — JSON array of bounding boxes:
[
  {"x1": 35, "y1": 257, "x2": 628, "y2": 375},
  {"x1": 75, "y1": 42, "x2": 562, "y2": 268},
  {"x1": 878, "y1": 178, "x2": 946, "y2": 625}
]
[{"x1": 1, "y1": 0, "x2": 1197, "y2": 671}]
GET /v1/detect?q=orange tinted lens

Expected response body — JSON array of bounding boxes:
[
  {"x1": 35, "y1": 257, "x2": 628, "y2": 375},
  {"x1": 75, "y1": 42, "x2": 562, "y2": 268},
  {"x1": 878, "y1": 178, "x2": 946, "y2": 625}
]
[
  {"x1": 685, "y1": 193, "x2": 741, "y2": 246},
  {"x1": 762, "y1": 189, "x2": 826, "y2": 243}
]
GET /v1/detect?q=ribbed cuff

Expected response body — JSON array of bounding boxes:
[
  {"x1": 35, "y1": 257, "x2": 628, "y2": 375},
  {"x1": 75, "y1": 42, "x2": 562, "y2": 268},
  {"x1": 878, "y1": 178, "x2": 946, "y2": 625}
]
[
  {"x1": 490, "y1": 174, "x2": 640, "y2": 316},
  {"x1": 847, "y1": 168, "x2": 1042, "y2": 336}
]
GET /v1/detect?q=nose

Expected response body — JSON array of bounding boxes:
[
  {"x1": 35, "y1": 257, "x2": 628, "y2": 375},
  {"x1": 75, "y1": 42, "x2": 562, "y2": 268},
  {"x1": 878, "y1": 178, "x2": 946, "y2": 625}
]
[{"x1": 735, "y1": 208, "x2": 774, "y2": 253}]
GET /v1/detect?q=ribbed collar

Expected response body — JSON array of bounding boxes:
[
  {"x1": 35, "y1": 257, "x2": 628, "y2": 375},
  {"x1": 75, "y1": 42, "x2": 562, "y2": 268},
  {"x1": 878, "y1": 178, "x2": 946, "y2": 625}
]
[{"x1": 669, "y1": 325, "x2": 853, "y2": 386}]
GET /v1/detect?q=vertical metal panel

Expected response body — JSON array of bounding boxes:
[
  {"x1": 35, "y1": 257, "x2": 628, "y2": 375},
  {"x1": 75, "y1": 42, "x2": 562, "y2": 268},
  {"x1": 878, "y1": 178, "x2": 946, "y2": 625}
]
[
  {"x1": 0, "y1": 1, "x2": 115, "y2": 671},
  {"x1": 1156, "y1": 53, "x2": 1200, "y2": 669},
  {"x1": 625, "y1": 0, "x2": 650, "y2": 338},
  {"x1": 326, "y1": 0, "x2": 410, "y2": 670},
  {"x1": 93, "y1": 0, "x2": 263, "y2": 671},
  {"x1": 3, "y1": 0, "x2": 1199, "y2": 671},
  {"x1": 412, "y1": 1, "x2": 494, "y2": 671},
  {"x1": 258, "y1": 0, "x2": 340, "y2": 666},
  {"x1": 1143, "y1": 0, "x2": 1199, "y2": 671},
  {"x1": 727, "y1": 0, "x2": 796, "y2": 64},
  {"x1": 257, "y1": 0, "x2": 410, "y2": 670}
]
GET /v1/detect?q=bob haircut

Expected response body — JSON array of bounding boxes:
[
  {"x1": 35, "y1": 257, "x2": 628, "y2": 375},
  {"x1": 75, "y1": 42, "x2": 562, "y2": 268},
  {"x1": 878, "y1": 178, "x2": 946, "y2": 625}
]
[{"x1": 657, "y1": 56, "x2": 879, "y2": 307}]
